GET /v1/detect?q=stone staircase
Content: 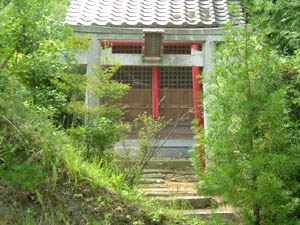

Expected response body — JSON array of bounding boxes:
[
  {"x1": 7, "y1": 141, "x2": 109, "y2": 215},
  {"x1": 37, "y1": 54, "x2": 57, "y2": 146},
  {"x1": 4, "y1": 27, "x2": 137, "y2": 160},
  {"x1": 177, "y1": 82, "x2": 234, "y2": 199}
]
[
  {"x1": 116, "y1": 139, "x2": 237, "y2": 222},
  {"x1": 139, "y1": 159, "x2": 237, "y2": 222}
]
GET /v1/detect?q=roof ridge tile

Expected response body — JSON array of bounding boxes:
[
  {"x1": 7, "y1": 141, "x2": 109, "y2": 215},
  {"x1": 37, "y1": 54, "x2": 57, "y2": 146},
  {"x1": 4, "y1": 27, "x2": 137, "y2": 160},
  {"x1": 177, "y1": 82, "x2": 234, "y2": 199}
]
[{"x1": 66, "y1": 0, "x2": 244, "y2": 28}]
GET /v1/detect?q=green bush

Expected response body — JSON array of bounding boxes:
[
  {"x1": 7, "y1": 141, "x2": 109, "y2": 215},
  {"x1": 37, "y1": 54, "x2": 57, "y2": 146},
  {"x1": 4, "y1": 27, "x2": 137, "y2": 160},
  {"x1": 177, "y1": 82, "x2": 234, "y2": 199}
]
[
  {"x1": 193, "y1": 25, "x2": 300, "y2": 225},
  {"x1": 0, "y1": 159, "x2": 47, "y2": 192},
  {"x1": 116, "y1": 113, "x2": 169, "y2": 185},
  {"x1": 68, "y1": 117, "x2": 126, "y2": 158}
]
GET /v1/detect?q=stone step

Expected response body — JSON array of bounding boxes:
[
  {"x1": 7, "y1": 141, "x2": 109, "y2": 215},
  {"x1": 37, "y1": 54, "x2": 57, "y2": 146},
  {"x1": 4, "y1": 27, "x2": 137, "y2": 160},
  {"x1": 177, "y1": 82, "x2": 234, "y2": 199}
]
[
  {"x1": 116, "y1": 139, "x2": 195, "y2": 148},
  {"x1": 138, "y1": 183, "x2": 195, "y2": 189},
  {"x1": 141, "y1": 173, "x2": 167, "y2": 179},
  {"x1": 141, "y1": 174, "x2": 198, "y2": 182},
  {"x1": 115, "y1": 139, "x2": 195, "y2": 159},
  {"x1": 114, "y1": 147, "x2": 191, "y2": 159},
  {"x1": 153, "y1": 196, "x2": 216, "y2": 209},
  {"x1": 145, "y1": 159, "x2": 193, "y2": 170},
  {"x1": 139, "y1": 163, "x2": 238, "y2": 221},
  {"x1": 141, "y1": 187, "x2": 197, "y2": 194},
  {"x1": 178, "y1": 209, "x2": 237, "y2": 222},
  {"x1": 140, "y1": 178, "x2": 166, "y2": 184},
  {"x1": 140, "y1": 182, "x2": 196, "y2": 191},
  {"x1": 154, "y1": 147, "x2": 191, "y2": 158},
  {"x1": 145, "y1": 191, "x2": 198, "y2": 197},
  {"x1": 140, "y1": 176, "x2": 197, "y2": 183},
  {"x1": 138, "y1": 155, "x2": 238, "y2": 222},
  {"x1": 165, "y1": 175, "x2": 198, "y2": 182},
  {"x1": 143, "y1": 169, "x2": 194, "y2": 175},
  {"x1": 138, "y1": 184, "x2": 169, "y2": 189}
]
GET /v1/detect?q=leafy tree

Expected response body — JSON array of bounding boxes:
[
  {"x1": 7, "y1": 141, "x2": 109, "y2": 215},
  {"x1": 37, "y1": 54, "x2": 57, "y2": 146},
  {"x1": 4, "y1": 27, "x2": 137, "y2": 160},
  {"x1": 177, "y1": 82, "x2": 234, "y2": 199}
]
[
  {"x1": 195, "y1": 24, "x2": 300, "y2": 224},
  {"x1": 254, "y1": 0, "x2": 300, "y2": 55},
  {"x1": 0, "y1": 0, "x2": 130, "y2": 158},
  {"x1": 0, "y1": 0, "x2": 77, "y2": 179},
  {"x1": 193, "y1": 2, "x2": 300, "y2": 223},
  {"x1": 65, "y1": 59, "x2": 130, "y2": 158},
  {"x1": 50, "y1": 0, "x2": 72, "y2": 20},
  {"x1": 0, "y1": 0, "x2": 80, "y2": 122},
  {"x1": 285, "y1": 51, "x2": 300, "y2": 124}
]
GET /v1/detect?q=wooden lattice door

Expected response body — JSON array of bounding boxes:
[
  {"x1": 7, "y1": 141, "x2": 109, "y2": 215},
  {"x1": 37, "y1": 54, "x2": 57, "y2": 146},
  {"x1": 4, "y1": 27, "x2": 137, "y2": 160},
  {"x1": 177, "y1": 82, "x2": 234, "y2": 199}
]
[
  {"x1": 158, "y1": 67, "x2": 195, "y2": 138},
  {"x1": 113, "y1": 66, "x2": 152, "y2": 121},
  {"x1": 159, "y1": 67, "x2": 194, "y2": 121},
  {"x1": 113, "y1": 65, "x2": 196, "y2": 139}
]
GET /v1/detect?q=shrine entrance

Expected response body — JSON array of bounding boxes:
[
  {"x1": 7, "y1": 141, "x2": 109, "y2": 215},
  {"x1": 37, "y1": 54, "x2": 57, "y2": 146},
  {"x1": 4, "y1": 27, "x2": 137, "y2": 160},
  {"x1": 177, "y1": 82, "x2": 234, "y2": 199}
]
[
  {"x1": 159, "y1": 67, "x2": 195, "y2": 139},
  {"x1": 113, "y1": 66, "x2": 153, "y2": 121},
  {"x1": 159, "y1": 67, "x2": 194, "y2": 122},
  {"x1": 68, "y1": 0, "x2": 244, "y2": 169},
  {"x1": 113, "y1": 66, "x2": 196, "y2": 139}
]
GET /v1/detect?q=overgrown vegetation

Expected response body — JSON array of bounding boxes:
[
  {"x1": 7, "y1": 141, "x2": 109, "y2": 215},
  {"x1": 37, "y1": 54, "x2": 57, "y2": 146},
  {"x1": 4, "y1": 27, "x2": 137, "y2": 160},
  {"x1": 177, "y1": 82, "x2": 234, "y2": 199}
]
[
  {"x1": 193, "y1": 1, "x2": 300, "y2": 225},
  {"x1": 116, "y1": 113, "x2": 169, "y2": 185},
  {"x1": 0, "y1": 91, "x2": 182, "y2": 224},
  {"x1": 0, "y1": 0, "x2": 198, "y2": 224},
  {"x1": 62, "y1": 58, "x2": 130, "y2": 159},
  {"x1": 2, "y1": 0, "x2": 299, "y2": 224},
  {"x1": 255, "y1": 0, "x2": 300, "y2": 55}
]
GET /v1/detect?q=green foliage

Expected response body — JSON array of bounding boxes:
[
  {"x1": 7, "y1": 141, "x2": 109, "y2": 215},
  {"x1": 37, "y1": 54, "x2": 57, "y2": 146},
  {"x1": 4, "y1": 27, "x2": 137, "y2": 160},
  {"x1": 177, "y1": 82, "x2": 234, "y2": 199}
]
[
  {"x1": 89, "y1": 61, "x2": 129, "y2": 101},
  {"x1": 69, "y1": 117, "x2": 128, "y2": 158},
  {"x1": 284, "y1": 50, "x2": 300, "y2": 123},
  {"x1": 59, "y1": 53, "x2": 130, "y2": 157},
  {"x1": 80, "y1": 60, "x2": 130, "y2": 122},
  {"x1": 49, "y1": 0, "x2": 72, "y2": 20},
  {"x1": 0, "y1": 0, "x2": 129, "y2": 152},
  {"x1": 135, "y1": 113, "x2": 169, "y2": 155},
  {"x1": 194, "y1": 25, "x2": 300, "y2": 225},
  {"x1": 0, "y1": 84, "x2": 184, "y2": 224},
  {"x1": 0, "y1": 0, "x2": 129, "y2": 160},
  {"x1": 0, "y1": 0, "x2": 83, "y2": 124},
  {"x1": 0, "y1": 83, "x2": 60, "y2": 192},
  {"x1": 1, "y1": 159, "x2": 47, "y2": 192},
  {"x1": 0, "y1": 1, "x2": 200, "y2": 225},
  {"x1": 0, "y1": 0, "x2": 49, "y2": 55},
  {"x1": 117, "y1": 113, "x2": 169, "y2": 185},
  {"x1": 254, "y1": 0, "x2": 300, "y2": 55}
]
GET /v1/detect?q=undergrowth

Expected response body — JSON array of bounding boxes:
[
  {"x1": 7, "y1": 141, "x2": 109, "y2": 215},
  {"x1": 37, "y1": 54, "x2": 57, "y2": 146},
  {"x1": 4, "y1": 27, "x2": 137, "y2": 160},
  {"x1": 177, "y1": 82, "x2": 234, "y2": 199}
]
[{"x1": 0, "y1": 79, "x2": 198, "y2": 225}]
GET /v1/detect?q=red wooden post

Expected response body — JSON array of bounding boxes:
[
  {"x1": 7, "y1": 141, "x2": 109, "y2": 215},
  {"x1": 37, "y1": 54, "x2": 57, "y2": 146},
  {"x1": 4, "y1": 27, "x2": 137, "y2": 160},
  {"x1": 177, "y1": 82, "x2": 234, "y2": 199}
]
[
  {"x1": 192, "y1": 44, "x2": 203, "y2": 126},
  {"x1": 192, "y1": 44, "x2": 205, "y2": 171},
  {"x1": 152, "y1": 66, "x2": 160, "y2": 118}
]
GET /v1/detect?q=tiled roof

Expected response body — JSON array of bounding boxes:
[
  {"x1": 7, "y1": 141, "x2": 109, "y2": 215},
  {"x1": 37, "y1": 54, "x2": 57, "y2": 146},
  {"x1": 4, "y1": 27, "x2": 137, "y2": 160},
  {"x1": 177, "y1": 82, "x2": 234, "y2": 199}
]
[{"x1": 66, "y1": 0, "x2": 244, "y2": 28}]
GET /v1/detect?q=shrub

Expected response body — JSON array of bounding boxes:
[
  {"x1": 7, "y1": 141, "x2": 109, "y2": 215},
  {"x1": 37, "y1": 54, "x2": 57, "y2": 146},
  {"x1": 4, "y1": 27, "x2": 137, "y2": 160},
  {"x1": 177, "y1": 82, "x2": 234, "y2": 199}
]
[
  {"x1": 68, "y1": 117, "x2": 129, "y2": 158},
  {"x1": 193, "y1": 25, "x2": 300, "y2": 225},
  {"x1": 116, "y1": 113, "x2": 169, "y2": 185}
]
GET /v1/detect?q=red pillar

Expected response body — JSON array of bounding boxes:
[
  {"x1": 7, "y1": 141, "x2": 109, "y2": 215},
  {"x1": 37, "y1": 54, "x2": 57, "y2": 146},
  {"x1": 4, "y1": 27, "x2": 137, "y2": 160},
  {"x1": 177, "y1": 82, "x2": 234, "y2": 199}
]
[
  {"x1": 152, "y1": 66, "x2": 160, "y2": 118},
  {"x1": 192, "y1": 44, "x2": 203, "y2": 126},
  {"x1": 192, "y1": 44, "x2": 205, "y2": 171}
]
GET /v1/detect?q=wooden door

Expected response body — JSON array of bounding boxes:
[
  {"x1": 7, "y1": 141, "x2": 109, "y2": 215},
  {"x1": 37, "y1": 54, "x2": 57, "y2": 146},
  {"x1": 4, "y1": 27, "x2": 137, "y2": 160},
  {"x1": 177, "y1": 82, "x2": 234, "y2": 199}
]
[
  {"x1": 113, "y1": 66, "x2": 152, "y2": 122},
  {"x1": 120, "y1": 90, "x2": 152, "y2": 121},
  {"x1": 158, "y1": 67, "x2": 195, "y2": 139},
  {"x1": 159, "y1": 89, "x2": 194, "y2": 122},
  {"x1": 113, "y1": 66, "x2": 197, "y2": 139}
]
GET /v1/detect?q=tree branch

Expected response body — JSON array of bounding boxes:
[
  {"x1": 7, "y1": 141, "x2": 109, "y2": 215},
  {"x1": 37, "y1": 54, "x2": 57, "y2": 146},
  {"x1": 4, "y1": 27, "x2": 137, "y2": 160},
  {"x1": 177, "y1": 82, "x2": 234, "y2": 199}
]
[
  {"x1": 140, "y1": 107, "x2": 194, "y2": 171},
  {"x1": 0, "y1": 47, "x2": 17, "y2": 73},
  {"x1": 1, "y1": 115, "x2": 30, "y2": 146}
]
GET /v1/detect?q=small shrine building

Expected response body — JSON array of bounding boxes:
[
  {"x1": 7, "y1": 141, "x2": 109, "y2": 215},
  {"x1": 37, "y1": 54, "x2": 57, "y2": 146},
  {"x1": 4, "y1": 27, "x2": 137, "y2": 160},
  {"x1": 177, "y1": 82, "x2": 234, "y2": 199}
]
[{"x1": 66, "y1": 0, "x2": 244, "y2": 139}]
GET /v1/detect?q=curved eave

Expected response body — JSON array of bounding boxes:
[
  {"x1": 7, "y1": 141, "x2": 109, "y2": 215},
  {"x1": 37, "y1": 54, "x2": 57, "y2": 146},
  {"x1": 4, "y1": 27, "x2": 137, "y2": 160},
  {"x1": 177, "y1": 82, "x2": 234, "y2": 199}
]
[{"x1": 69, "y1": 24, "x2": 234, "y2": 36}]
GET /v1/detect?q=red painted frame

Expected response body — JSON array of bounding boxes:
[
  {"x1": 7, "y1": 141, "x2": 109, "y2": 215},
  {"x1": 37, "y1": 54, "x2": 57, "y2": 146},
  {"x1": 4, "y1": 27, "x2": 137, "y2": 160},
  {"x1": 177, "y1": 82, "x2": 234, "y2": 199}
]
[
  {"x1": 191, "y1": 44, "x2": 205, "y2": 171},
  {"x1": 152, "y1": 66, "x2": 160, "y2": 118},
  {"x1": 101, "y1": 40, "x2": 202, "y2": 47},
  {"x1": 191, "y1": 44, "x2": 203, "y2": 126}
]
